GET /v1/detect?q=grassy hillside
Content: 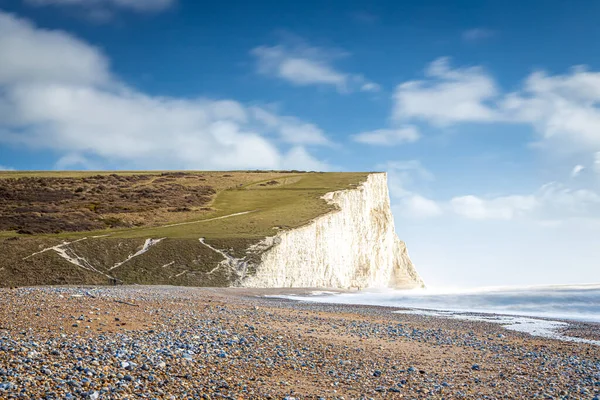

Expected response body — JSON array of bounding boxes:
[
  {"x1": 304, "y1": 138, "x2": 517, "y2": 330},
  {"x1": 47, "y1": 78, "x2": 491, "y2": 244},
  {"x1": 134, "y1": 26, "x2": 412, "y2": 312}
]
[{"x1": 0, "y1": 171, "x2": 370, "y2": 287}]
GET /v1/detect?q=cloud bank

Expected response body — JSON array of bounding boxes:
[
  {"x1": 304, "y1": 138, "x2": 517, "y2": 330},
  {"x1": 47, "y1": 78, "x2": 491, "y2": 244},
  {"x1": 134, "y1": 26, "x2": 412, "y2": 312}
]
[
  {"x1": 0, "y1": 12, "x2": 331, "y2": 171},
  {"x1": 382, "y1": 157, "x2": 600, "y2": 224},
  {"x1": 394, "y1": 57, "x2": 600, "y2": 155}
]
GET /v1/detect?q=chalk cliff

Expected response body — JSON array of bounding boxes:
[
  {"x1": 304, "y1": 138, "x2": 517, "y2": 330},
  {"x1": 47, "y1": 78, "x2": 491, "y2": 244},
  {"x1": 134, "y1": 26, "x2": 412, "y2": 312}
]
[{"x1": 240, "y1": 173, "x2": 424, "y2": 289}]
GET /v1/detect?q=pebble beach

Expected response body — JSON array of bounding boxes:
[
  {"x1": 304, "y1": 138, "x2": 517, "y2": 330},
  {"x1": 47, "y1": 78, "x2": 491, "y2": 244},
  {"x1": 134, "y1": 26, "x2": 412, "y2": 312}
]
[{"x1": 1, "y1": 286, "x2": 599, "y2": 399}]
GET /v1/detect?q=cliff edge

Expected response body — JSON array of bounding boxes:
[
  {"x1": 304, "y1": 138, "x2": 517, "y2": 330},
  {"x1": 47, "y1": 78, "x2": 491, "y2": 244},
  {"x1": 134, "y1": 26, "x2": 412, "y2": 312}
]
[{"x1": 242, "y1": 173, "x2": 424, "y2": 289}]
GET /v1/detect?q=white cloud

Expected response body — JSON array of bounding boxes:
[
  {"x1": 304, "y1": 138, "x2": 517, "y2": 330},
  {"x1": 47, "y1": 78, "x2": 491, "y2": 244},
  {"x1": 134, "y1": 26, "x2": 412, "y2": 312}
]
[
  {"x1": 537, "y1": 182, "x2": 600, "y2": 216},
  {"x1": 0, "y1": 165, "x2": 15, "y2": 171},
  {"x1": 501, "y1": 68, "x2": 600, "y2": 152},
  {"x1": 278, "y1": 58, "x2": 342, "y2": 87},
  {"x1": 462, "y1": 28, "x2": 495, "y2": 42},
  {"x1": 0, "y1": 12, "x2": 330, "y2": 171},
  {"x1": 450, "y1": 182, "x2": 600, "y2": 221},
  {"x1": 395, "y1": 58, "x2": 600, "y2": 157},
  {"x1": 379, "y1": 160, "x2": 441, "y2": 219},
  {"x1": 251, "y1": 43, "x2": 379, "y2": 93},
  {"x1": 393, "y1": 57, "x2": 500, "y2": 125},
  {"x1": 360, "y1": 82, "x2": 381, "y2": 92},
  {"x1": 282, "y1": 146, "x2": 331, "y2": 171},
  {"x1": 0, "y1": 13, "x2": 110, "y2": 86},
  {"x1": 251, "y1": 107, "x2": 332, "y2": 146},
  {"x1": 352, "y1": 126, "x2": 420, "y2": 146},
  {"x1": 379, "y1": 160, "x2": 435, "y2": 195},
  {"x1": 380, "y1": 158, "x2": 600, "y2": 223},
  {"x1": 451, "y1": 194, "x2": 537, "y2": 220},
  {"x1": 381, "y1": 158, "x2": 600, "y2": 287},
  {"x1": 278, "y1": 122, "x2": 329, "y2": 146},
  {"x1": 252, "y1": 45, "x2": 344, "y2": 89},
  {"x1": 24, "y1": 0, "x2": 175, "y2": 12},
  {"x1": 571, "y1": 164, "x2": 585, "y2": 178},
  {"x1": 385, "y1": 57, "x2": 600, "y2": 285},
  {"x1": 54, "y1": 153, "x2": 101, "y2": 170},
  {"x1": 399, "y1": 194, "x2": 443, "y2": 218}
]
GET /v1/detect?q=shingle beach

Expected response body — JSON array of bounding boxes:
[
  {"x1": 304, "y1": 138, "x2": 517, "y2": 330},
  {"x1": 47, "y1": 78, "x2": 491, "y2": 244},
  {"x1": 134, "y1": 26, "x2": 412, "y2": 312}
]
[{"x1": 1, "y1": 286, "x2": 599, "y2": 399}]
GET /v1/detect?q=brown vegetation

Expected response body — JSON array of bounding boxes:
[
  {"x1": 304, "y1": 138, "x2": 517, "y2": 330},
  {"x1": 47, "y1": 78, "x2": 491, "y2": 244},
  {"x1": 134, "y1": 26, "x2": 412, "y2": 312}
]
[{"x1": 0, "y1": 173, "x2": 215, "y2": 234}]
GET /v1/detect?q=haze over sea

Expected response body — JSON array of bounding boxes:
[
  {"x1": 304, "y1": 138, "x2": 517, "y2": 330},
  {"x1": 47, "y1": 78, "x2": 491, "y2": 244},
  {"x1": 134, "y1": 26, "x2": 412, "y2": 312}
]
[{"x1": 281, "y1": 284, "x2": 600, "y2": 323}]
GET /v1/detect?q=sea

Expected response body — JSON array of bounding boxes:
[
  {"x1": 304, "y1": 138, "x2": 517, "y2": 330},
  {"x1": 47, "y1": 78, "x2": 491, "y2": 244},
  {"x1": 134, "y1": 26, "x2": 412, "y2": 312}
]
[{"x1": 273, "y1": 284, "x2": 600, "y2": 345}]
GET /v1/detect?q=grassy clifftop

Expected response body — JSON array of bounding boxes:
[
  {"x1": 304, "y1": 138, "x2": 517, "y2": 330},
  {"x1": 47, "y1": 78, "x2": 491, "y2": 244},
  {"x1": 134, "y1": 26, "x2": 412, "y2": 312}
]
[{"x1": 0, "y1": 171, "x2": 370, "y2": 287}]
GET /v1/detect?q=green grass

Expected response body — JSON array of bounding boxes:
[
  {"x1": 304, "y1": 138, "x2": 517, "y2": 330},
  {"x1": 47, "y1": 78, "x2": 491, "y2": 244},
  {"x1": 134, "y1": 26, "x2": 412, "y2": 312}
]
[{"x1": 109, "y1": 172, "x2": 370, "y2": 239}]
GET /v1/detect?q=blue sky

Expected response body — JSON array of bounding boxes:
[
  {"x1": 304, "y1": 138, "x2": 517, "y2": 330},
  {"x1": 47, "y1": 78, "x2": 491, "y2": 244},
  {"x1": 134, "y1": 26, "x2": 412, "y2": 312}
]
[{"x1": 1, "y1": 0, "x2": 599, "y2": 287}]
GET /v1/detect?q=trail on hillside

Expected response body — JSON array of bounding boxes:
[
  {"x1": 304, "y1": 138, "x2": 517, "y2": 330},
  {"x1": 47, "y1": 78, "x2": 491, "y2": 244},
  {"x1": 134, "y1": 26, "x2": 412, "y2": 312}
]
[{"x1": 161, "y1": 210, "x2": 256, "y2": 228}]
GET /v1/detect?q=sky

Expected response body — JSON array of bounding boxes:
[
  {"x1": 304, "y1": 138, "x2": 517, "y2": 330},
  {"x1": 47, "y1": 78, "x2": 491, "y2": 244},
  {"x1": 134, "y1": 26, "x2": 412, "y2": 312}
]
[{"x1": 0, "y1": 0, "x2": 599, "y2": 287}]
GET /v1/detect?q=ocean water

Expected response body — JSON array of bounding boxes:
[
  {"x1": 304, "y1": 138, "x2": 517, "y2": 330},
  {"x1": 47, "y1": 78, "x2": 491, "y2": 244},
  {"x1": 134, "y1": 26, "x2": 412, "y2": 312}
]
[
  {"x1": 273, "y1": 284, "x2": 600, "y2": 345},
  {"x1": 278, "y1": 284, "x2": 600, "y2": 322}
]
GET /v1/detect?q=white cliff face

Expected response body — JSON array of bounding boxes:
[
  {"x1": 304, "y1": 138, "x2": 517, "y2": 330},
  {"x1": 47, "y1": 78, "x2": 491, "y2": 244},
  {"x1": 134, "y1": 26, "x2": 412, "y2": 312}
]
[{"x1": 241, "y1": 173, "x2": 424, "y2": 289}]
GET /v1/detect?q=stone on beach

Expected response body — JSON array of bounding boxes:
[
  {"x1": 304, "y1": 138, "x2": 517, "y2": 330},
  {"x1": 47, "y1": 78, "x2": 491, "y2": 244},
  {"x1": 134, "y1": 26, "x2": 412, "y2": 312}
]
[{"x1": 0, "y1": 286, "x2": 599, "y2": 398}]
